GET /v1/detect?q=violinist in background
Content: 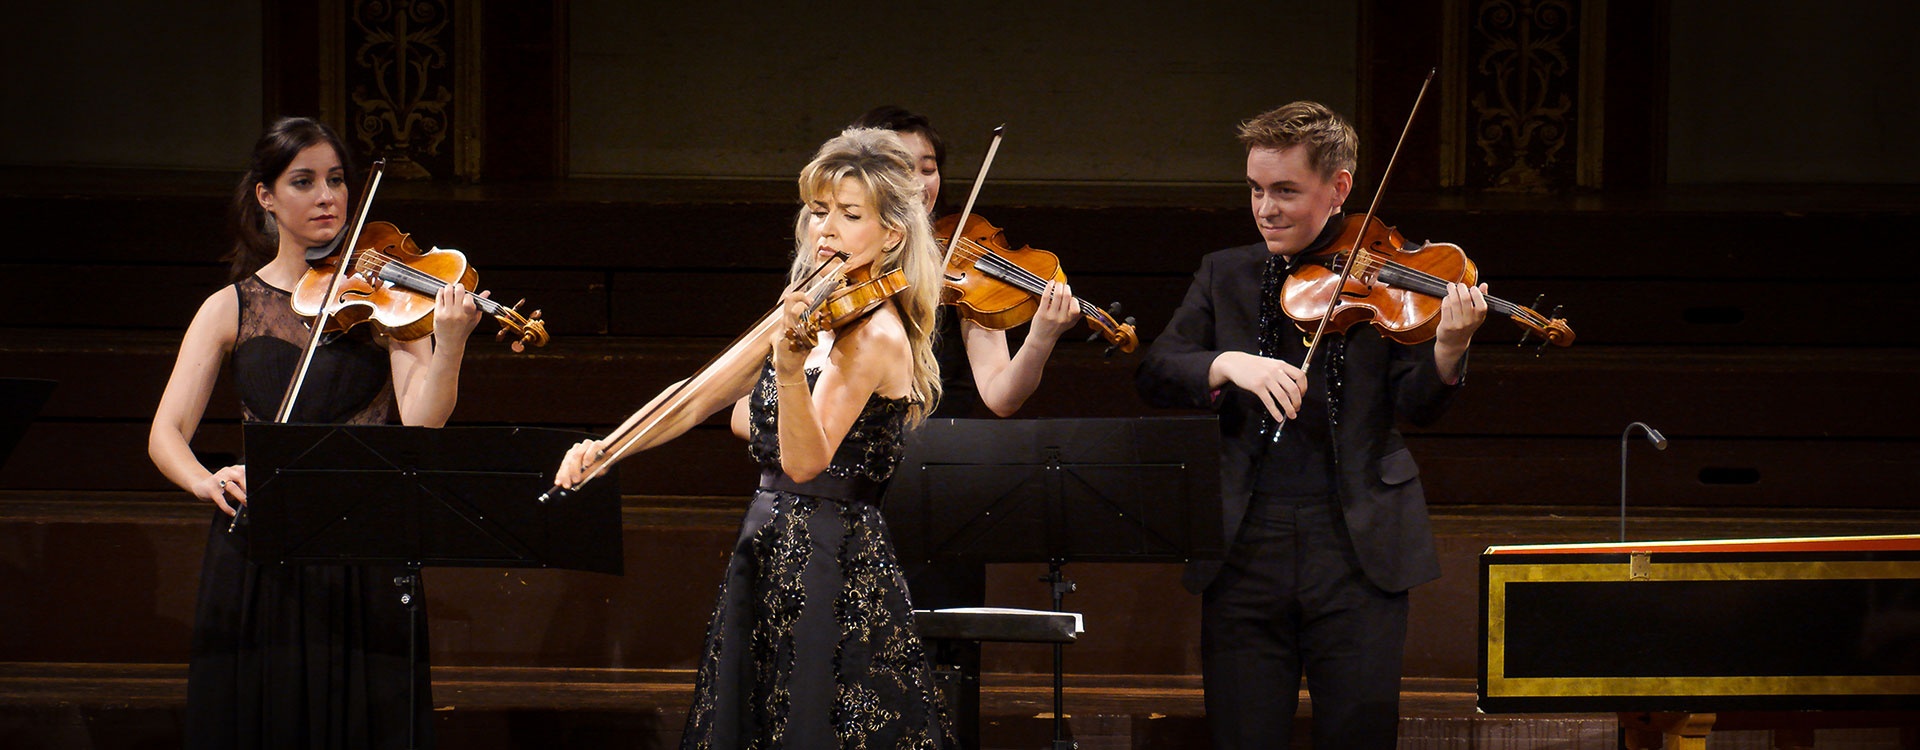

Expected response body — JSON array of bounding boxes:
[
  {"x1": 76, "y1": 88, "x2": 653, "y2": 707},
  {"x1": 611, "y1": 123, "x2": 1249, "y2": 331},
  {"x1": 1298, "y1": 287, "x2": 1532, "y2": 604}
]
[
  {"x1": 554, "y1": 128, "x2": 957, "y2": 747},
  {"x1": 851, "y1": 106, "x2": 1091, "y2": 744},
  {"x1": 148, "y1": 117, "x2": 482, "y2": 749},
  {"x1": 852, "y1": 106, "x2": 1083, "y2": 418},
  {"x1": 1135, "y1": 101, "x2": 1488, "y2": 749}
]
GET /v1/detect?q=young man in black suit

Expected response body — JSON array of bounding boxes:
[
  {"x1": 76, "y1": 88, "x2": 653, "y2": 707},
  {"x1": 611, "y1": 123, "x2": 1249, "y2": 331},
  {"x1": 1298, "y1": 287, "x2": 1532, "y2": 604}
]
[{"x1": 1136, "y1": 101, "x2": 1489, "y2": 748}]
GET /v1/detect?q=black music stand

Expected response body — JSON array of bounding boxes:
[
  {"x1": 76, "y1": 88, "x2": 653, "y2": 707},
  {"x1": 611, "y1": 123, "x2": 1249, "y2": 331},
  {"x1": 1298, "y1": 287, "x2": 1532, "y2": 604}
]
[
  {"x1": 243, "y1": 423, "x2": 622, "y2": 750},
  {"x1": 886, "y1": 416, "x2": 1222, "y2": 750}
]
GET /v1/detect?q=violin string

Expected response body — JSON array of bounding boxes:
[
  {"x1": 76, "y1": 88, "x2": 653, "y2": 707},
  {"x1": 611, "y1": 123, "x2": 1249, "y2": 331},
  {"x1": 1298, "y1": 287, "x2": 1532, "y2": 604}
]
[
  {"x1": 952, "y1": 236, "x2": 1110, "y2": 321},
  {"x1": 353, "y1": 249, "x2": 507, "y2": 315},
  {"x1": 1344, "y1": 249, "x2": 1536, "y2": 324},
  {"x1": 960, "y1": 241, "x2": 1048, "y2": 294},
  {"x1": 1374, "y1": 257, "x2": 1527, "y2": 318},
  {"x1": 1381, "y1": 255, "x2": 1548, "y2": 328},
  {"x1": 1327, "y1": 249, "x2": 1549, "y2": 333},
  {"x1": 974, "y1": 252, "x2": 1102, "y2": 317}
]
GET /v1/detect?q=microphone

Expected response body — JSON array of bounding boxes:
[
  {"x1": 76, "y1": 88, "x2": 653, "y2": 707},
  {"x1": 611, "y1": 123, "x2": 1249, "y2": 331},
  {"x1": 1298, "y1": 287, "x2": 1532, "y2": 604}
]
[{"x1": 1619, "y1": 421, "x2": 1669, "y2": 542}]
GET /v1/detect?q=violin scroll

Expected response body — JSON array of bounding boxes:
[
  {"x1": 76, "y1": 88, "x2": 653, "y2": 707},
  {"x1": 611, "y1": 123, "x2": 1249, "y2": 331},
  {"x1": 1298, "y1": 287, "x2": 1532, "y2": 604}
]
[
  {"x1": 1513, "y1": 295, "x2": 1574, "y2": 352},
  {"x1": 493, "y1": 299, "x2": 549, "y2": 353},
  {"x1": 1084, "y1": 301, "x2": 1139, "y2": 356}
]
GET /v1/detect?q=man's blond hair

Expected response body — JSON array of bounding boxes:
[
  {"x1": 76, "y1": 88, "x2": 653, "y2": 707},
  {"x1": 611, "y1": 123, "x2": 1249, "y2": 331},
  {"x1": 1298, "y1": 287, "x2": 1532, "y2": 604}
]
[{"x1": 1237, "y1": 101, "x2": 1357, "y2": 179}]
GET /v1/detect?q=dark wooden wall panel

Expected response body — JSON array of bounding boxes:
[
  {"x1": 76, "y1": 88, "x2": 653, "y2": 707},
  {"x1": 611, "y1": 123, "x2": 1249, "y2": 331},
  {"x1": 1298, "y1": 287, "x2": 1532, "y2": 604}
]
[{"x1": 6, "y1": 498, "x2": 1915, "y2": 680}]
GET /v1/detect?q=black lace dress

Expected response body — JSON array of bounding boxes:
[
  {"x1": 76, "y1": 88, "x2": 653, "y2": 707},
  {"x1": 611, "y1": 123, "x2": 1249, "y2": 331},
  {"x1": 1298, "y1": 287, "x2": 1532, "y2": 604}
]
[
  {"x1": 680, "y1": 360, "x2": 957, "y2": 749},
  {"x1": 185, "y1": 274, "x2": 432, "y2": 749}
]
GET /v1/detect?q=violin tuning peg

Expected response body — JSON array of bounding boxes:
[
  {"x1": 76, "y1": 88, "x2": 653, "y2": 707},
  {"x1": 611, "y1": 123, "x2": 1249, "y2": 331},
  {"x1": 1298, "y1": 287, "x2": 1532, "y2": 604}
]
[
  {"x1": 510, "y1": 339, "x2": 526, "y2": 354},
  {"x1": 1516, "y1": 294, "x2": 1545, "y2": 348},
  {"x1": 1124, "y1": 315, "x2": 1136, "y2": 327},
  {"x1": 495, "y1": 328, "x2": 508, "y2": 341},
  {"x1": 1533, "y1": 305, "x2": 1563, "y2": 356},
  {"x1": 511, "y1": 298, "x2": 527, "y2": 312},
  {"x1": 531, "y1": 309, "x2": 542, "y2": 321}
]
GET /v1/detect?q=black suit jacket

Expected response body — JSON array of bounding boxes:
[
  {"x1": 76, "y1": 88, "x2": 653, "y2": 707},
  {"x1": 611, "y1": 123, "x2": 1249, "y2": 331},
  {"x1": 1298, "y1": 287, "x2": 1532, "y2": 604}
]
[{"x1": 1136, "y1": 242, "x2": 1461, "y2": 595}]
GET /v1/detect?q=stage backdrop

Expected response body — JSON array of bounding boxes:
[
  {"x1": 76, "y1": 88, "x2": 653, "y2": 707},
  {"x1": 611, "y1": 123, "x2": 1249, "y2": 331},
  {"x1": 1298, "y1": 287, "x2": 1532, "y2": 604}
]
[
  {"x1": 1665, "y1": 0, "x2": 1920, "y2": 183},
  {"x1": 0, "y1": 1, "x2": 262, "y2": 171},
  {"x1": 566, "y1": 0, "x2": 1359, "y2": 184}
]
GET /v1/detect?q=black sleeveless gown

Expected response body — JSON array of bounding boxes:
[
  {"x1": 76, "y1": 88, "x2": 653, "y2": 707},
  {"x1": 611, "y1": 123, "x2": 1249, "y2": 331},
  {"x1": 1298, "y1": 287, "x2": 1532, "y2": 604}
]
[
  {"x1": 679, "y1": 360, "x2": 957, "y2": 749},
  {"x1": 185, "y1": 274, "x2": 433, "y2": 749}
]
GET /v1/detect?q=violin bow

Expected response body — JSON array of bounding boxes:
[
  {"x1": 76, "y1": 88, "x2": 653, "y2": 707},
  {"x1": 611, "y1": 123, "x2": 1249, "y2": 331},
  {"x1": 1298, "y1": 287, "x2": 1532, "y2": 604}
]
[
  {"x1": 939, "y1": 124, "x2": 1006, "y2": 277},
  {"x1": 1271, "y1": 68, "x2": 1436, "y2": 443},
  {"x1": 231, "y1": 160, "x2": 386, "y2": 533},
  {"x1": 539, "y1": 251, "x2": 852, "y2": 502},
  {"x1": 273, "y1": 160, "x2": 386, "y2": 423}
]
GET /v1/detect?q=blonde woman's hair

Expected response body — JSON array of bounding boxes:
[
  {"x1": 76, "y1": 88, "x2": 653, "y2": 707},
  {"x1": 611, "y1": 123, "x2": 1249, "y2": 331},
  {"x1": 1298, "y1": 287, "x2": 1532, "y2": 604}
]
[{"x1": 789, "y1": 128, "x2": 943, "y2": 424}]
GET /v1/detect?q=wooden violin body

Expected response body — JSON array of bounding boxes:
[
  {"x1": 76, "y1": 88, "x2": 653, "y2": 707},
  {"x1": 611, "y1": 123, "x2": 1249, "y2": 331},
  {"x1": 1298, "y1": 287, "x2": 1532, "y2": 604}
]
[
  {"x1": 811, "y1": 267, "x2": 908, "y2": 335},
  {"x1": 787, "y1": 266, "x2": 910, "y2": 350},
  {"x1": 932, "y1": 213, "x2": 1138, "y2": 353},
  {"x1": 1282, "y1": 213, "x2": 1573, "y2": 347},
  {"x1": 291, "y1": 221, "x2": 548, "y2": 351},
  {"x1": 292, "y1": 221, "x2": 469, "y2": 341}
]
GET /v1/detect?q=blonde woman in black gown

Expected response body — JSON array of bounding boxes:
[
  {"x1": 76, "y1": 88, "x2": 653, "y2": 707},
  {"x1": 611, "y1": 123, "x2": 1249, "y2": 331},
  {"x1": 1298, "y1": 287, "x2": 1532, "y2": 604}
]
[
  {"x1": 555, "y1": 128, "x2": 957, "y2": 748},
  {"x1": 149, "y1": 117, "x2": 484, "y2": 749}
]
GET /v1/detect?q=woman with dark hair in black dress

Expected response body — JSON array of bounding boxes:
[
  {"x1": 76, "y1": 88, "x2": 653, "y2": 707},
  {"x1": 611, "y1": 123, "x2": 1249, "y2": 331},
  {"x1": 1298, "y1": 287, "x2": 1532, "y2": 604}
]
[{"x1": 149, "y1": 116, "x2": 485, "y2": 749}]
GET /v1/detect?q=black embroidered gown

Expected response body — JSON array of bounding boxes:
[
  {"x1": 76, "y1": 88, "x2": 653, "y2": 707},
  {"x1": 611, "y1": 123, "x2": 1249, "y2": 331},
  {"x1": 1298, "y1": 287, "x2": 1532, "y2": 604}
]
[
  {"x1": 185, "y1": 274, "x2": 432, "y2": 749},
  {"x1": 680, "y1": 361, "x2": 957, "y2": 749}
]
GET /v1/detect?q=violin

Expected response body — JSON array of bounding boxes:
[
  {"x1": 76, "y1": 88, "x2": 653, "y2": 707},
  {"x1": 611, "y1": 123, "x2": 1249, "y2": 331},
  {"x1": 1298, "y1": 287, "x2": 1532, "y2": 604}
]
[
  {"x1": 785, "y1": 266, "x2": 909, "y2": 350},
  {"x1": 1282, "y1": 213, "x2": 1574, "y2": 347},
  {"x1": 932, "y1": 213, "x2": 1139, "y2": 353},
  {"x1": 290, "y1": 221, "x2": 549, "y2": 352}
]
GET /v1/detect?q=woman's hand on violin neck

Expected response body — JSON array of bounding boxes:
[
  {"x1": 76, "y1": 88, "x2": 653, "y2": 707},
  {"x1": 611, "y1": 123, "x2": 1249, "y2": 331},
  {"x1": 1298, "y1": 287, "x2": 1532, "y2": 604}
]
[
  {"x1": 433, "y1": 282, "x2": 486, "y2": 349},
  {"x1": 1209, "y1": 351, "x2": 1305, "y2": 423},
  {"x1": 554, "y1": 439, "x2": 605, "y2": 490},
  {"x1": 196, "y1": 464, "x2": 248, "y2": 517},
  {"x1": 1027, "y1": 280, "x2": 1083, "y2": 344},
  {"x1": 771, "y1": 290, "x2": 813, "y2": 378}
]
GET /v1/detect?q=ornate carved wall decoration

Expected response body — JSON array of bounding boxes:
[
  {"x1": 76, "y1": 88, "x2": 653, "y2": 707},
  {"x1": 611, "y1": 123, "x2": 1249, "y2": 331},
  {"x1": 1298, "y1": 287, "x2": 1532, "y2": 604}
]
[
  {"x1": 345, "y1": 0, "x2": 460, "y2": 179},
  {"x1": 1442, "y1": 0, "x2": 1606, "y2": 192}
]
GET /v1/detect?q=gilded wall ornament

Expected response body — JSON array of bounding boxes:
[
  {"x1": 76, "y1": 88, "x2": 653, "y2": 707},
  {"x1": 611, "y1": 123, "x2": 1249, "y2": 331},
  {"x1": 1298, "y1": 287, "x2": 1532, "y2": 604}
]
[
  {"x1": 1467, "y1": 0, "x2": 1579, "y2": 193},
  {"x1": 349, "y1": 0, "x2": 454, "y2": 179}
]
